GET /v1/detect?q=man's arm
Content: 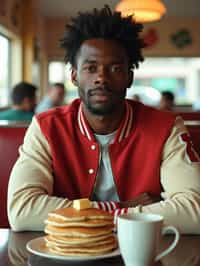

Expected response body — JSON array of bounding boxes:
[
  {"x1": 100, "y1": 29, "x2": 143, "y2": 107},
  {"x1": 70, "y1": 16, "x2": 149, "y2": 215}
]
[
  {"x1": 119, "y1": 193, "x2": 161, "y2": 208},
  {"x1": 7, "y1": 117, "x2": 72, "y2": 231},
  {"x1": 7, "y1": 117, "x2": 117, "y2": 231},
  {"x1": 127, "y1": 117, "x2": 200, "y2": 234}
]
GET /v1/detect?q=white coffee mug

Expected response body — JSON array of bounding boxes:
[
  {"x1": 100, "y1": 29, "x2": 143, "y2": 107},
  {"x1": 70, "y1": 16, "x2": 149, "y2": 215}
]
[{"x1": 117, "y1": 213, "x2": 180, "y2": 266}]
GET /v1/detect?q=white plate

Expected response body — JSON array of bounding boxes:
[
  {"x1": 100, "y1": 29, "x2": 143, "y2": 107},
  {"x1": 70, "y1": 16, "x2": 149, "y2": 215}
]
[{"x1": 26, "y1": 236, "x2": 120, "y2": 261}]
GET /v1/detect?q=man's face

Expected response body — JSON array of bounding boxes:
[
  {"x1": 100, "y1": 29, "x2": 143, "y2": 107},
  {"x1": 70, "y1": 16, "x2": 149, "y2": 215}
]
[
  {"x1": 50, "y1": 86, "x2": 65, "y2": 105},
  {"x1": 159, "y1": 96, "x2": 173, "y2": 111},
  {"x1": 23, "y1": 96, "x2": 36, "y2": 112},
  {"x1": 71, "y1": 39, "x2": 133, "y2": 116}
]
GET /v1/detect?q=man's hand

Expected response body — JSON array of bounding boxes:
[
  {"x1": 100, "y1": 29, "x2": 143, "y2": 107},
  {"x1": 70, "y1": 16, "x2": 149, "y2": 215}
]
[{"x1": 119, "y1": 193, "x2": 161, "y2": 208}]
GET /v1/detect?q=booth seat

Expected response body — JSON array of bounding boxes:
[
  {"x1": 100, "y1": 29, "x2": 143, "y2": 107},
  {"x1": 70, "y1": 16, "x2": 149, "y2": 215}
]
[
  {"x1": 0, "y1": 121, "x2": 28, "y2": 228},
  {"x1": 177, "y1": 111, "x2": 200, "y2": 121}
]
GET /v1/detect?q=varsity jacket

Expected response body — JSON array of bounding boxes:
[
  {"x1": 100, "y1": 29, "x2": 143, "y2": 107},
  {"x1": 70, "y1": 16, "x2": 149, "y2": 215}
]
[
  {"x1": 36, "y1": 99, "x2": 175, "y2": 201},
  {"x1": 8, "y1": 98, "x2": 200, "y2": 233}
]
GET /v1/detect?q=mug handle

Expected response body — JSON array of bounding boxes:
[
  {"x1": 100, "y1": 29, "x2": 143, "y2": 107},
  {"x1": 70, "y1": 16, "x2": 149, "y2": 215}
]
[{"x1": 155, "y1": 226, "x2": 180, "y2": 262}]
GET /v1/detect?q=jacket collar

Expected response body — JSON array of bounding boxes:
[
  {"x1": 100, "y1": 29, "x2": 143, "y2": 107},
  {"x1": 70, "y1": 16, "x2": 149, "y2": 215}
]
[{"x1": 77, "y1": 100, "x2": 133, "y2": 143}]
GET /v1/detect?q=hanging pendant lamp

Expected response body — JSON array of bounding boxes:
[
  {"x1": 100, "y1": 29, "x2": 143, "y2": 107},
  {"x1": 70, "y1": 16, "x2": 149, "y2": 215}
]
[{"x1": 115, "y1": 0, "x2": 166, "y2": 23}]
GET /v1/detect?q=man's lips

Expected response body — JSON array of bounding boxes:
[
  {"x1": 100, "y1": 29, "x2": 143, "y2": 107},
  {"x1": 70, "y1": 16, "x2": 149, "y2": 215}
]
[
  {"x1": 90, "y1": 94, "x2": 110, "y2": 102},
  {"x1": 89, "y1": 89, "x2": 112, "y2": 102},
  {"x1": 89, "y1": 88, "x2": 112, "y2": 97}
]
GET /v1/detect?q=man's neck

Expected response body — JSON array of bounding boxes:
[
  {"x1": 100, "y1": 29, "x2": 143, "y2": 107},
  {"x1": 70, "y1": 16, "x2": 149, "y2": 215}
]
[{"x1": 82, "y1": 104, "x2": 126, "y2": 135}]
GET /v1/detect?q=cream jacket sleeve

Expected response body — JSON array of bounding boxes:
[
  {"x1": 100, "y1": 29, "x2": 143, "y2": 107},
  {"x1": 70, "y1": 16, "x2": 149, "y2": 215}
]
[
  {"x1": 131, "y1": 117, "x2": 200, "y2": 234},
  {"x1": 7, "y1": 117, "x2": 72, "y2": 231}
]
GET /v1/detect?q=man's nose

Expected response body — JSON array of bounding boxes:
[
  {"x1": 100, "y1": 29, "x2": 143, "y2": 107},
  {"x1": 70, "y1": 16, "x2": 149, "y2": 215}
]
[{"x1": 94, "y1": 66, "x2": 109, "y2": 85}]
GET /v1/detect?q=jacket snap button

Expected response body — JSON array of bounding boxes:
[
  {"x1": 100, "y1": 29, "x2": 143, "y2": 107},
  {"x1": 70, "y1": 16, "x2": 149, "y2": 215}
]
[
  {"x1": 88, "y1": 168, "x2": 94, "y2": 174},
  {"x1": 91, "y1": 145, "x2": 96, "y2": 150}
]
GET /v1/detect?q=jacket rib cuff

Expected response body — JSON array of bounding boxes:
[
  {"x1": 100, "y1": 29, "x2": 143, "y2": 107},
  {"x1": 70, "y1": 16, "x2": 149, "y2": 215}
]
[{"x1": 92, "y1": 201, "x2": 120, "y2": 212}]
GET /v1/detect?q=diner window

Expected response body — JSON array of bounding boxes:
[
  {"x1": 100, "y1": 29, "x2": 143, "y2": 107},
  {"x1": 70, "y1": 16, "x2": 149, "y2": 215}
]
[
  {"x1": 49, "y1": 58, "x2": 200, "y2": 106},
  {"x1": 0, "y1": 34, "x2": 11, "y2": 107},
  {"x1": 132, "y1": 57, "x2": 200, "y2": 106}
]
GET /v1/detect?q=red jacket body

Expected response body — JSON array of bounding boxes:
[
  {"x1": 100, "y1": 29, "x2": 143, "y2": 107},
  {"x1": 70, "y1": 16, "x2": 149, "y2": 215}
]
[{"x1": 36, "y1": 99, "x2": 175, "y2": 201}]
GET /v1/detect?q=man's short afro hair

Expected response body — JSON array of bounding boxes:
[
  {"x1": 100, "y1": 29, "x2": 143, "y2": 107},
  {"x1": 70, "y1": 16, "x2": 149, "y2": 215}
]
[{"x1": 60, "y1": 5, "x2": 144, "y2": 69}]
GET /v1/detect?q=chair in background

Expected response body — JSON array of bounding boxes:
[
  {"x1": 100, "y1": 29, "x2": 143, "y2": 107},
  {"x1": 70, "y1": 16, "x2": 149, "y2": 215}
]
[{"x1": 0, "y1": 121, "x2": 28, "y2": 227}]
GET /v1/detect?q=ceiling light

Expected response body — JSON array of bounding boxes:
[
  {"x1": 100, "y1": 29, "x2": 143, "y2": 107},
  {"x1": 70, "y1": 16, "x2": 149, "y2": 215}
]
[{"x1": 115, "y1": 0, "x2": 166, "y2": 23}]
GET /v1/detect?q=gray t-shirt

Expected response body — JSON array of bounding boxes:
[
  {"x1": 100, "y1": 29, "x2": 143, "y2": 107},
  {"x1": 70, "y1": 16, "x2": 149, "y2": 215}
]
[{"x1": 92, "y1": 131, "x2": 119, "y2": 202}]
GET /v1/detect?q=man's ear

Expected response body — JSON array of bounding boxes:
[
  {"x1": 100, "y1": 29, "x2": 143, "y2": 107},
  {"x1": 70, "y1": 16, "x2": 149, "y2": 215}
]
[
  {"x1": 127, "y1": 70, "x2": 134, "y2": 88},
  {"x1": 71, "y1": 68, "x2": 78, "y2": 87}
]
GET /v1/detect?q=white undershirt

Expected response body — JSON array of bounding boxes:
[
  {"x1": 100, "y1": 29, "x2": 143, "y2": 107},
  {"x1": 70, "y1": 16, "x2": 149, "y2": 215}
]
[{"x1": 92, "y1": 131, "x2": 119, "y2": 201}]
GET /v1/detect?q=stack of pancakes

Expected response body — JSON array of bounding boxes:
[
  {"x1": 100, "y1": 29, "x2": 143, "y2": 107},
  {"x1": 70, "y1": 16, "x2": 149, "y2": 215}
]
[{"x1": 44, "y1": 207, "x2": 117, "y2": 256}]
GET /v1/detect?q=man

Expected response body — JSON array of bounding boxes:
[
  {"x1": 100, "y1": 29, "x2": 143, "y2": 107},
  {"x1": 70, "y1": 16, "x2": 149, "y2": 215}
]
[
  {"x1": 0, "y1": 82, "x2": 37, "y2": 121},
  {"x1": 159, "y1": 91, "x2": 175, "y2": 111},
  {"x1": 132, "y1": 94, "x2": 141, "y2": 102},
  {"x1": 8, "y1": 6, "x2": 200, "y2": 233},
  {"x1": 35, "y1": 83, "x2": 65, "y2": 113}
]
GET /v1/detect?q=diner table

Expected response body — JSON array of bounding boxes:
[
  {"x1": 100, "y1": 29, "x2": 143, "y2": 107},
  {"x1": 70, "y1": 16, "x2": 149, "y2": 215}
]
[{"x1": 0, "y1": 229, "x2": 200, "y2": 266}]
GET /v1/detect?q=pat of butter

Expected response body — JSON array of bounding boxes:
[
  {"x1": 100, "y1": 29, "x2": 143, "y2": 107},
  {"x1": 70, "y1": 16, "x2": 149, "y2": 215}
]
[{"x1": 73, "y1": 198, "x2": 92, "y2": 210}]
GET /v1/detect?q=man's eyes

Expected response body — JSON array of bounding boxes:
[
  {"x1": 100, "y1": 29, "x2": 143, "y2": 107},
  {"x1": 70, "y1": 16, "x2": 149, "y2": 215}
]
[
  {"x1": 83, "y1": 65, "x2": 97, "y2": 72},
  {"x1": 82, "y1": 64, "x2": 125, "y2": 73},
  {"x1": 110, "y1": 65, "x2": 124, "y2": 73}
]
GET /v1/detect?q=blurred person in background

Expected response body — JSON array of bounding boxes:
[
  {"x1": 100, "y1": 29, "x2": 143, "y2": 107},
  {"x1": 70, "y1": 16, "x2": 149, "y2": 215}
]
[
  {"x1": 159, "y1": 91, "x2": 175, "y2": 111},
  {"x1": 0, "y1": 82, "x2": 37, "y2": 121},
  {"x1": 36, "y1": 83, "x2": 65, "y2": 113},
  {"x1": 132, "y1": 94, "x2": 141, "y2": 102}
]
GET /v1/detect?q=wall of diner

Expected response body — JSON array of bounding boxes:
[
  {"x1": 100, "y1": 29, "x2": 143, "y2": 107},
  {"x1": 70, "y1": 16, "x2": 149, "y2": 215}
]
[
  {"x1": 45, "y1": 17, "x2": 200, "y2": 60},
  {"x1": 0, "y1": 0, "x2": 48, "y2": 94},
  {"x1": 1, "y1": 1, "x2": 200, "y2": 96}
]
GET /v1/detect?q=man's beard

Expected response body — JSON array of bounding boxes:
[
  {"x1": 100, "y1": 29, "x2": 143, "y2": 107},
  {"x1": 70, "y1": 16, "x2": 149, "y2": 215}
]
[
  {"x1": 86, "y1": 101, "x2": 117, "y2": 115},
  {"x1": 79, "y1": 88, "x2": 126, "y2": 116}
]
